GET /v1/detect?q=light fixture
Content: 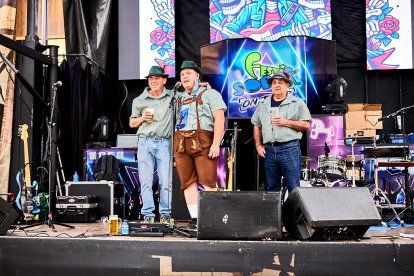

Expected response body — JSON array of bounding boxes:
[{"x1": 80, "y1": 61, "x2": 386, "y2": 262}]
[{"x1": 323, "y1": 77, "x2": 348, "y2": 113}]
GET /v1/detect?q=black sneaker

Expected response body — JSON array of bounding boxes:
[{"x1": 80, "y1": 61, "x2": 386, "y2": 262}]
[{"x1": 186, "y1": 218, "x2": 197, "y2": 230}]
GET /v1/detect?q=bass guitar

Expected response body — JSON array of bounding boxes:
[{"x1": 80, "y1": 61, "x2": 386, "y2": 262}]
[{"x1": 16, "y1": 124, "x2": 40, "y2": 221}]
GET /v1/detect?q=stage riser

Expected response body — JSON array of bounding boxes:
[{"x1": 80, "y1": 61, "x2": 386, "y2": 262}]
[{"x1": 1, "y1": 238, "x2": 413, "y2": 275}]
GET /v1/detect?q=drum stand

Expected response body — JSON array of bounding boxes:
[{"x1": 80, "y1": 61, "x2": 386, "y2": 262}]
[
  {"x1": 370, "y1": 139, "x2": 405, "y2": 227},
  {"x1": 349, "y1": 139, "x2": 357, "y2": 187}
]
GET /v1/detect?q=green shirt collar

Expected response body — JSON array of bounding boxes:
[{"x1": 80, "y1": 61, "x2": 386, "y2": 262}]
[{"x1": 142, "y1": 87, "x2": 170, "y2": 99}]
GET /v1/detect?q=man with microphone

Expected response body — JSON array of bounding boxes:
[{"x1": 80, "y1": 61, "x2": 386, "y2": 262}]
[{"x1": 129, "y1": 65, "x2": 210, "y2": 224}]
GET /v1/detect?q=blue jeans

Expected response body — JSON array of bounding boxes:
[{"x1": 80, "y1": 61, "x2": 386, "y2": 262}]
[
  {"x1": 137, "y1": 136, "x2": 171, "y2": 218},
  {"x1": 264, "y1": 140, "x2": 301, "y2": 193}
]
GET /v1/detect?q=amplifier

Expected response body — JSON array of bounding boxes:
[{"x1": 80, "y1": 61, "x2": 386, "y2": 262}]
[
  {"x1": 56, "y1": 196, "x2": 98, "y2": 223},
  {"x1": 65, "y1": 181, "x2": 125, "y2": 219}
]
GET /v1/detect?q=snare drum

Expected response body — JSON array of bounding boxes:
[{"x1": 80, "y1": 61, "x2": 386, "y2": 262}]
[{"x1": 317, "y1": 155, "x2": 346, "y2": 181}]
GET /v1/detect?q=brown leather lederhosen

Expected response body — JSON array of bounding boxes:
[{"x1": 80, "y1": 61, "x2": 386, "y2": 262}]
[{"x1": 174, "y1": 89, "x2": 217, "y2": 190}]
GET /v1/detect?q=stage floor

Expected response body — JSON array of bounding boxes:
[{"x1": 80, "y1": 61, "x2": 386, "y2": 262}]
[{"x1": 1, "y1": 220, "x2": 414, "y2": 275}]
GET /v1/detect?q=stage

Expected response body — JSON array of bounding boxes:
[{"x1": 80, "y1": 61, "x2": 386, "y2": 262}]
[{"x1": 1, "y1": 221, "x2": 414, "y2": 275}]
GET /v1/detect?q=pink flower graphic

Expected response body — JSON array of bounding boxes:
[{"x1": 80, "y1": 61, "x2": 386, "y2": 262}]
[
  {"x1": 150, "y1": 27, "x2": 168, "y2": 46},
  {"x1": 379, "y1": 15, "x2": 399, "y2": 36},
  {"x1": 167, "y1": 28, "x2": 175, "y2": 39}
]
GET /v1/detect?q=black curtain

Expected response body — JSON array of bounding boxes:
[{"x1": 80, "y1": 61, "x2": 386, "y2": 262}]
[
  {"x1": 58, "y1": 59, "x2": 93, "y2": 179},
  {"x1": 58, "y1": 58, "x2": 115, "y2": 179},
  {"x1": 61, "y1": 0, "x2": 117, "y2": 179}
]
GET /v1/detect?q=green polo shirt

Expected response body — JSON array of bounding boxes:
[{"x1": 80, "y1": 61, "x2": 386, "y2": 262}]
[
  {"x1": 130, "y1": 87, "x2": 177, "y2": 137},
  {"x1": 251, "y1": 93, "x2": 311, "y2": 144},
  {"x1": 177, "y1": 84, "x2": 227, "y2": 131}
]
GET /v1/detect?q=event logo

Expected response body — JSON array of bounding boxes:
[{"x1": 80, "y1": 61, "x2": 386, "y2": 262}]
[{"x1": 231, "y1": 52, "x2": 298, "y2": 113}]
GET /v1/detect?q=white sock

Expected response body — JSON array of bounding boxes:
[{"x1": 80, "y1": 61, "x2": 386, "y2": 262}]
[{"x1": 187, "y1": 204, "x2": 198, "y2": 219}]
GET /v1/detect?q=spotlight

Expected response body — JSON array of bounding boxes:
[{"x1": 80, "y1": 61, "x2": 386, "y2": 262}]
[{"x1": 323, "y1": 77, "x2": 348, "y2": 113}]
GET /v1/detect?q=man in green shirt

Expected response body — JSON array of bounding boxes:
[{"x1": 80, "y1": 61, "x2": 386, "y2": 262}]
[
  {"x1": 174, "y1": 60, "x2": 227, "y2": 229},
  {"x1": 129, "y1": 66, "x2": 174, "y2": 224},
  {"x1": 251, "y1": 71, "x2": 311, "y2": 193}
]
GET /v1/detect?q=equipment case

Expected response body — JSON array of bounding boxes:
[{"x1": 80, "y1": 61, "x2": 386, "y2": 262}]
[
  {"x1": 65, "y1": 181, "x2": 125, "y2": 219},
  {"x1": 56, "y1": 195, "x2": 98, "y2": 222}
]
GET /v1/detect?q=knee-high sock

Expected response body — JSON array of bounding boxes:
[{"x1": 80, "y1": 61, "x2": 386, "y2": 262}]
[{"x1": 187, "y1": 204, "x2": 198, "y2": 219}]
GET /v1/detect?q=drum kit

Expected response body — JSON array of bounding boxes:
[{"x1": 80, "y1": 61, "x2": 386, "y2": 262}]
[{"x1": 301, "y1": 155, "x2": 364, "y2": 188}]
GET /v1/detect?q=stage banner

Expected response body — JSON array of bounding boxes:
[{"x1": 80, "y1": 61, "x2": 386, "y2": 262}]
[
  {"x1": 209, "y1": 0, "x2": 332, "y2": 43},
  {"x1": 366, "y1": 0, "x2": 414, "y2": 70},
  {"x1": 201, "y1": 37, "x2": 337, "y2": 117},
  {"x1": 118, "y1": 0, "x2": 175, "y2": 80}
]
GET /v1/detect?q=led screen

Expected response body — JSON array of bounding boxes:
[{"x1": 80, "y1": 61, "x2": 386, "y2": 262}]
[
  {"x1": 307, "y1": 114, "x2": 363, "y2": 170},
  {"x1": 209, "y1": 0, "x2": 332, "y2": 43},
  {"x1": 201, "y1": 37, "x2": 337, "y2": 117}
]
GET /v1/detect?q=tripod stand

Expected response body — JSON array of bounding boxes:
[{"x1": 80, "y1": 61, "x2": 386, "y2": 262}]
[
  {"x1": 347, "y1": 138, "x2": 358, "y2": 187},
  {"x1": 370, "y1": 139, "x2": 405, "y2": 227}
]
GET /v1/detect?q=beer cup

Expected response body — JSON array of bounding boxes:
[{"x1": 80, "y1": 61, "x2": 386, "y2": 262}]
[
  {"x1": 271, "y1": 107, "x2": 279, "y2": 125},
  {"x1": 145, "y1": 107, "x2": 154, "y2": 123},
  {"x1": 109, "y1": 214, "x2": 122, "y2": 235}
]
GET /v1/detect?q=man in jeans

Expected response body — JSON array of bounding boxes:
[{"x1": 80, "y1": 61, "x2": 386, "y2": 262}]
[
  {"x1": 129, "y1": 66, "x2": 174, "y2": 224},
  {"x1": 251, "y1": 71, "x2": 311, "y2": 193}
]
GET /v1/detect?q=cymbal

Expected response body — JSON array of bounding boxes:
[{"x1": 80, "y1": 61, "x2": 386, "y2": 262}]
[{"x1": 302, "y1": 156, "x2": 315, "y2": 162}]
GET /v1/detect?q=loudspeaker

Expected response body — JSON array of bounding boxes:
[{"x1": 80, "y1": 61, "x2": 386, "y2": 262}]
[
  {"x1": 282, "y1": 187, "x2": 381, "y2": 240},
  {"x1": 0, "y1": 197, "x2": 18, "y2": 235},
  {"x1": 197, "y1": 191, "x2": 282, "y2": 240}
]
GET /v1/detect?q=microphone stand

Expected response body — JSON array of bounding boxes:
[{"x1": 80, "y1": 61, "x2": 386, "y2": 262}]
[
  {"x1": 168, "y1": 83, "x2": 180, "y2": 225},
  {"x1": 377, "y1": 104, "x2": 414, "y2": 159},
  {"x1": 19, "y1": 47, "x2": 73, "y2": 231}
]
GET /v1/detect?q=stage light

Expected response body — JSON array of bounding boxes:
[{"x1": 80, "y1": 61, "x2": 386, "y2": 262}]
[{"x1": 324, "y1": 77, "x2": 348, "y2": 113}]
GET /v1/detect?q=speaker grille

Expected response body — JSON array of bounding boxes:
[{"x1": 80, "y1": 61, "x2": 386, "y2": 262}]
[{"x1": 283, "y1": 187, "x2": 381, "y2": 240}]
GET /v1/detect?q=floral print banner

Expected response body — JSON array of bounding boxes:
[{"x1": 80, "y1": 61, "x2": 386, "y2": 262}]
[
  {"x1": 366, "y1": 0, "x2": 413, "y2": 70},
  {"x1": 139, "y1": 0, "x2": 175, "y2": 78}
]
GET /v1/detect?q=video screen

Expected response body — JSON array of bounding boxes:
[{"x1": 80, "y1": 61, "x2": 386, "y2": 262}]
[
  {"x1": 201, "y1": 37, "x2": 337, "y2": 117},
  {"x1": 209, "y1": 0, "x2": 332, "y2": 43}
]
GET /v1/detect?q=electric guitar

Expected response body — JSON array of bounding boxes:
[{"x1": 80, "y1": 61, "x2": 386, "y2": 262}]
[
  {"x1": 260, "y1": 14, "x2": 331, "y2": 41},
  {"x1": 16, "y1": 124, "x2": 40, "y2": 221}
]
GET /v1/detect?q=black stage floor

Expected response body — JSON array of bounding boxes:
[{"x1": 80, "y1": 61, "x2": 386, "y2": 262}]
[{"x1": 1, "y1": 221, "x2": 414, "y2": 276}]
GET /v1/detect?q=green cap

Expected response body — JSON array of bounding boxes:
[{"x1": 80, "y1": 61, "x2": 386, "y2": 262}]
[
  {"x1": 145, "y1": 66, "x2": 169, "y2": 78},
  {"x1": 179, "y1": 60, "x2": 201, "y2": 74}
]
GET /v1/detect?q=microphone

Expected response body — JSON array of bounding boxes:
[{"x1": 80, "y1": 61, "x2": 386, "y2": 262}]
[
  {"x1": 52, "y1": 81, "x2": 62, "y2": 87},
  {"x1": 172, "y1": 81, "x2": 181, "y2": 91},
  {"x1": 375, "y1": 115, "x2": 390, "y2": 124},
  {"x1": 324, "y1": 141, "x2": 330, "y2": 158}
]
